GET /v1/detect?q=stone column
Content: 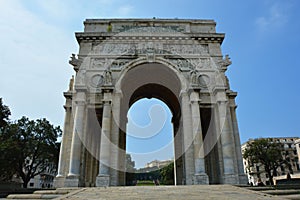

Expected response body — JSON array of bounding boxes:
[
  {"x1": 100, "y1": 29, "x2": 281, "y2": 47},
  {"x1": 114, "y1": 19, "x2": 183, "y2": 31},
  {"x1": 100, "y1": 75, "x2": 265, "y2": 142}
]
[
  {"x1": 181, "y1": 92, "x2": 195, "y2": 185},
  {"x1": 54, "y1": 93, "x2": 72, "y2": 188},
  {"x1": 190, "y1": 91, "x2": 209, "y2": 184},
  {"x1": 109, "y1": 92, "x2": 121, "y2": 186},
  {"x1": 65, "y1": 99, "x2": 86, "y2": 187},
  {"x1": 96, "y1": 92, "x2": 112, "y2": 186},
  {"x1": 218, "y1": 100, "x2": 238, "y2": 184},
  {"x1": 230, "y1": 105, "x2": 248, "y2": 184}
]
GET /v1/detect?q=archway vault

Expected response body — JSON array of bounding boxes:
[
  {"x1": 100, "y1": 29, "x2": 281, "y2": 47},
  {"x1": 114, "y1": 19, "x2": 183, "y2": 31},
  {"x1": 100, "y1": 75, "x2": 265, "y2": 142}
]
[
  {"x1": 118, "y1": 61, "x2": 184, "y2": 185},
  {"x1": 129, "y1": 83, "x2": 181, "y2": 123},
  {"x1": 54, "y1": 18, "x2": 248, "y2": 188}
]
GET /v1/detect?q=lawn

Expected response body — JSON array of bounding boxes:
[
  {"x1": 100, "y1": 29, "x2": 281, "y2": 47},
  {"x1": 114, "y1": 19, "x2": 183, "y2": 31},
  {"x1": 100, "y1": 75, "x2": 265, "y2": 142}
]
[{"x1": 136, "y1": 180, "x2": 155, "y2": 186}]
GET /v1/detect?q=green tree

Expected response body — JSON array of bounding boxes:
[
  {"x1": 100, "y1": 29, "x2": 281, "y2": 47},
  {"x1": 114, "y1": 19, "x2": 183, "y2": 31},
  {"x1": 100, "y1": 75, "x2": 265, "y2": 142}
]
[
  {"x1": 125, "y1": 154, "x2": 136, "y2": 185},
  {"x1": 0, "y1": 117, "x2": 61, "y2": 188},
  {"x1": 0, "y1": 98, "x2": 11, "y2": 129},
  {"x1": 243, "y1": 138, "x2": 288, "y2": 185},
  {"x1": 0, "y1": 98, "x2": 13, "y2": 181},
  {"x1": 160, "y1": 162, "x2": 174, "y2": 185},
  {"x1": 126, "y1": 153, "x2": 135, "y2": 173}
]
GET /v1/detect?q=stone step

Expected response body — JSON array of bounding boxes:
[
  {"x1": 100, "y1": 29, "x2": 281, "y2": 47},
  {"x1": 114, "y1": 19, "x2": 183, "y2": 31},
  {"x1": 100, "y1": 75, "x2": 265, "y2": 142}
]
[
  {"x1": 33, "y1": 188, "x2": 77, "y2": 195},
  {"x1": 6, "y1": 188, "x2": 79, "y2": 199},
  {"x1": 262, "y1": 189, "x2": 300, "y2": 196},
  {"x1": 279, "y1": 194, "x2": 300, "y2": 200},
  {"x1": 244, "y1": 186, "x2": 276, "y2": 191},
  {"x1": 52, "y1": 186, "x2": 284, "y2": 200},
  {"x1": 6, "y1": 194, "x2": 61, "y2": 199}
]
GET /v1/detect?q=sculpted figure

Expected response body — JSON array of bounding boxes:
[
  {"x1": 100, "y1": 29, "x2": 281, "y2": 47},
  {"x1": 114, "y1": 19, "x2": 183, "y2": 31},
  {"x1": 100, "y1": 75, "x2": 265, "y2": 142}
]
[
  {"x1": 69, "y1": 75, "x2": 74, "y2": 91},
  {"x1": 104, "y1": 68, "x2": 112, "y2": 85},
  {"x1": 190, "y1": 69, "x2": 198, "y2": 85}
]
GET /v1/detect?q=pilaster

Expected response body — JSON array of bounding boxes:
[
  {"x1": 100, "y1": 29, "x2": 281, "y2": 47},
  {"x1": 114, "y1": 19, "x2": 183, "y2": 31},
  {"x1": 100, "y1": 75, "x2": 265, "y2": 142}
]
[
  {"x1": 54, "y1": 91, "x2": 73, "y2": 188},
  {"x1": 109, "y1": 92, "x2": 122, "y2": 186},
  {"x1": 218, "y1": 100, "x2": 238, "y2": 184},
  {"x1": 190, "y1": 91, "x2": 209, "y2": 184},
  {"x1": 181, "y1": 92, "x2": 195, "y2": 185},
  {"x1": 96, "y1": 89, "x2": 112, "y2": 186},
  {"x1": 66, "y1": 91, "x2": 86, "y2": 187},
  {"x1": 230, "y1": 103, "x2": 248, "y2": 184}
]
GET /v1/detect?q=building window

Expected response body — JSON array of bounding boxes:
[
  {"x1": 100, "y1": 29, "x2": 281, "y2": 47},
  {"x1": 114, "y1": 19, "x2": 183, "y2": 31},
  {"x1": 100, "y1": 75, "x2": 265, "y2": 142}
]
[
  {"x1": 29, "y1": 183, "x2": 34, "y2": 187},
  {"x1": 256, "y1": 166, "x2": 260, "y2": 172}
]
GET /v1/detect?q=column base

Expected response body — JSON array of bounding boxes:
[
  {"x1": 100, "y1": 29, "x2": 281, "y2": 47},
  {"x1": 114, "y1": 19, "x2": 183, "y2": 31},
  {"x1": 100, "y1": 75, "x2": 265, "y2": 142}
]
[
  {"x1": 223, "y1": 174, "x2": 238, "y2": 184},
  {"x1": 193, "y1": 173, "x2": 209, "y2": 185},
  {"x1": 238, "y1": 174, "x2": 248, "y2": 185},
  {"x1": 96, "y1": 175, "x2": 110, "y2": 187},
  {"x1": 64, "y1": 175, "x2": 80, "y2": 187},
  {"x1": 53, "y1": 176, "x2": 66, "y2": 188}
]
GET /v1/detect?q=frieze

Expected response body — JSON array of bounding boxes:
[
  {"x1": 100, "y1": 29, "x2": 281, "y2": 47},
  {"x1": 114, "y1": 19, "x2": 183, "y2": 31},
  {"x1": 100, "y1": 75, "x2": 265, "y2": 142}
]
[
  {"x1": 168, "y1": 57, "x2": 214, "y2": 71},
  {"x1": 111, "y1": 59, "x2": 132, "y2": 70},
  {"x1": 187, "y1": 58, "x2": 211, "y2": 69},
  {"x1": 92, "y1": 42, "x2": 208, "y2": 56},
  {"x1": 93, "y1": 43, "x2": 136, "y2": 55},
  {"x1": 163, "y1": 44, "x2": 208, "y2": 55},
  {"x1": 91, "y1": 58, "x2": 113, "y2": 69}
]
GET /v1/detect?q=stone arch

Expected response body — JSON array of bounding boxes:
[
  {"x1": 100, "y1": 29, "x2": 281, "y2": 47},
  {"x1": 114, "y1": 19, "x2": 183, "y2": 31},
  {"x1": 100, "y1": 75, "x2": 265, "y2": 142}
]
[
  {"x1": 114, "y1": 57, "x2": 188, "y2": 94},
  {"x1": 114, "y1": 61, "x2": 187, "y2": 185},
  {"x1": 54, "y1": 18, "x2": 248, "y2": 188}
]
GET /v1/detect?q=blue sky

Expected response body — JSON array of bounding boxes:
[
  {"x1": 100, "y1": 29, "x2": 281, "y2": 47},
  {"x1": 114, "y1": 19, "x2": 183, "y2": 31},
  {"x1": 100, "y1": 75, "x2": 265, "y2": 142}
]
[{"x1": 1, "y1": 0, "x2": 299, "y2": 168}]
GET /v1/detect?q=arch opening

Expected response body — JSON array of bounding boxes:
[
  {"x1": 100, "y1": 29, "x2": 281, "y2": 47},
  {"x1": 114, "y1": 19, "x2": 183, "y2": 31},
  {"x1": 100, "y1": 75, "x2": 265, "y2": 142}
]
[
  {"x1": 125, "y1": 98, "x2": 176, "y2": 186},
  {"x1": 117, "y1": 62, "x2": 185, "y2": 186}
]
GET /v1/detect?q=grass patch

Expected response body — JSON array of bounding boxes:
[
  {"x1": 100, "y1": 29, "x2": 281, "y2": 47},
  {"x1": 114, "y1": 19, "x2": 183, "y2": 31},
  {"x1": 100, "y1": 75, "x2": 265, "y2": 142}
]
[{"x1": 136, "y1": 180, "x2": 155, "y2": 186}]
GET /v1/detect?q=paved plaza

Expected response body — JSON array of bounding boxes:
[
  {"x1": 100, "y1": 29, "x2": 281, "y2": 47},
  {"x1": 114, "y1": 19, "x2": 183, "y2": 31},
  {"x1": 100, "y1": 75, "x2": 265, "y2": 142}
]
[{"x1": 55, "y1": 185, "x2": 283, "y2": 200}]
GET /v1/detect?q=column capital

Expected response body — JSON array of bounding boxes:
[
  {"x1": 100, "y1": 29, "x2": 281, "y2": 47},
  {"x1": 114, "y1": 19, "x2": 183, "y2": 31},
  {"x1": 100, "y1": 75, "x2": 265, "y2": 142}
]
[
  {"x1": 101, "y1": 86, "x2": 114, "y2": 93},
  {"x1": 190, "y1": 98, "x2": 202, "y2": 104},
  {"x1": 190, "y1": 91, "x2": 201, "y2": 104}
]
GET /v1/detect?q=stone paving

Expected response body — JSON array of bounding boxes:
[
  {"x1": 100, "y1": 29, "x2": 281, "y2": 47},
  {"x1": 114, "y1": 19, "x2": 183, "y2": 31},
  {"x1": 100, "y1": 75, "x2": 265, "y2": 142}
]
[{"x1": 55, "y1": 185, "x2": 285, "y2": 200}]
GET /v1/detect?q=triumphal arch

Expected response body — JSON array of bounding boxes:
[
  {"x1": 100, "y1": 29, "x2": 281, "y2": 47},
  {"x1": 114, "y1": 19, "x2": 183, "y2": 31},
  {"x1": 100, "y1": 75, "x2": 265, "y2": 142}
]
[{"x1": 54, "y1": 19, "x2": 247, "y2": 187}]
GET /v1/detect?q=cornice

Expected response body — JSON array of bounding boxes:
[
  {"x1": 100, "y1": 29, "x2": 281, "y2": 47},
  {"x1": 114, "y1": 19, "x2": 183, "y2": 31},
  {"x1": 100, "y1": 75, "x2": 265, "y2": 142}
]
[{"x1": 75, "y1": 32, "x2": 225, "y2": 44}]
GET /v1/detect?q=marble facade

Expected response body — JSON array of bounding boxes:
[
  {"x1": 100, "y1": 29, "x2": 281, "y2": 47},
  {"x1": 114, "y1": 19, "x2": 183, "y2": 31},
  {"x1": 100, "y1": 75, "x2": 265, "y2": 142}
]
[{"x1": 54, "y1": 19, "x2": 247, "y2": 187}]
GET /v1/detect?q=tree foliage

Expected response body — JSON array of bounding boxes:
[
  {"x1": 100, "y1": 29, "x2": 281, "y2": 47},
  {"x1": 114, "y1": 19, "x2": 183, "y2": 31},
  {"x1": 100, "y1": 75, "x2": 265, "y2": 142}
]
[
  {"x1": 159, "y1": 162, "x2": 174, "y2": 185},
  {"x1": 125, "y1": 153, "x2": 135, "y2": 173},
  {"x1": 0, "y1": 98, "x2": 11, "y2": 129},
  {"x1": 243, "y1": 138, "x2": 289, "y2": 185},
  {"x1": 0, "y1": 116, "x2": 61, "y2": 188}
]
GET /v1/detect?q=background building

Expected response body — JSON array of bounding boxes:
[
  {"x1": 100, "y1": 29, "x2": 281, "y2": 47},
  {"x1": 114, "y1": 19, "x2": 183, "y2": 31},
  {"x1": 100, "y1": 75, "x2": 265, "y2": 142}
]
[
  {"x1": 242, "y1": 137, "x2": 300, "y2": 185},
  {"x1": 27, "y1": 162, "x2": 57, "y2": 189},
  {"x1": 144, "y1": 159, "x2": 173, "y2": 169}
]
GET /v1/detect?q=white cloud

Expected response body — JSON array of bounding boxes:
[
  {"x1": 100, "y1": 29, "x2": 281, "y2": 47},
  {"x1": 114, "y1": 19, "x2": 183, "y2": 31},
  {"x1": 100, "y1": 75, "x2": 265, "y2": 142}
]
[
  {"x1": 117, "y1": 5, "x2": 134, "y2": 16},
  {"x1": 34, "y1": 0, "x2": 74, "y2": 20},
  {"x1": 0, "y1": 0, "x2": 75, "y2": 125},
  {"x1": 0, "y1": 0, "x2": 135, "y2": 127},
  {"x1": 255, "y1": 2, "x2": 291, "y2": 32}
]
